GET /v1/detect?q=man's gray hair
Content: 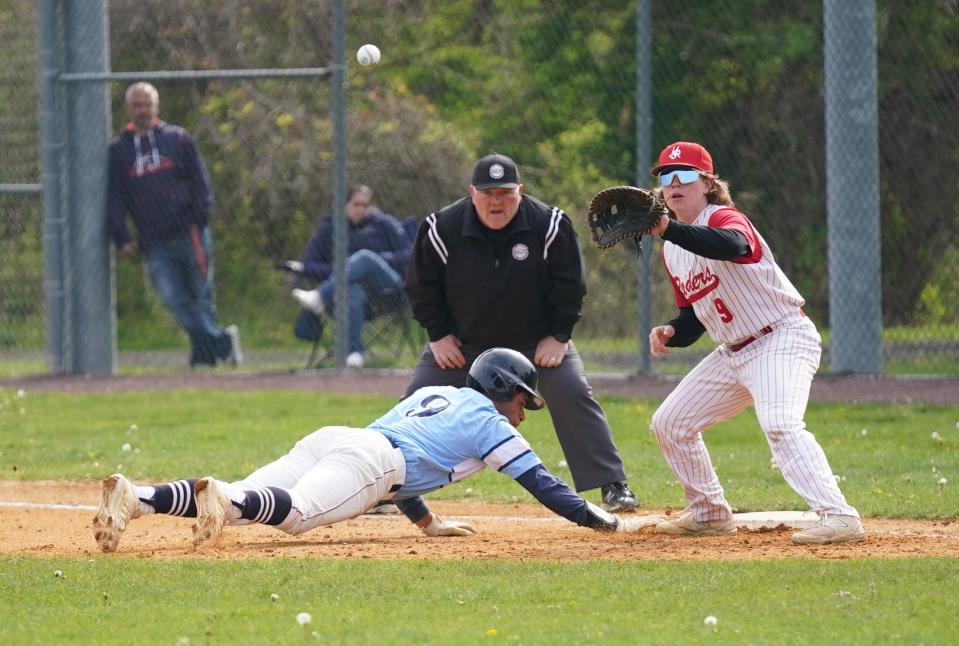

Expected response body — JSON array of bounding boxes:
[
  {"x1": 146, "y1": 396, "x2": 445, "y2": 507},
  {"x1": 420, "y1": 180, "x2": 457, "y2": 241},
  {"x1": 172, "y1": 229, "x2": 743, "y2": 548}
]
[
  {"x1": 348, "y1": 184, "x2": 373, "y2": 202},
  {"x1": 124, "y1": 82, "x2": 159, "y2": 106}
]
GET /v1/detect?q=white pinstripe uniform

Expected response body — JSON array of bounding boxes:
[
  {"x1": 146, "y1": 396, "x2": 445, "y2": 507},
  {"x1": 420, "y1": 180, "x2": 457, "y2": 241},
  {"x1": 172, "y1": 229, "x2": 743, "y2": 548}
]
[{"x1": 652, "y1": 204, "x2": 858, "y2": 521}]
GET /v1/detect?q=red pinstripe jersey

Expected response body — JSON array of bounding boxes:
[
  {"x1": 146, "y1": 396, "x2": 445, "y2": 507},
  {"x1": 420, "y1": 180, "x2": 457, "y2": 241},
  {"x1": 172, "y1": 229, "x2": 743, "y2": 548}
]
[{"x1": 663, "y1": 204, "x2": 805, "y2": 344}]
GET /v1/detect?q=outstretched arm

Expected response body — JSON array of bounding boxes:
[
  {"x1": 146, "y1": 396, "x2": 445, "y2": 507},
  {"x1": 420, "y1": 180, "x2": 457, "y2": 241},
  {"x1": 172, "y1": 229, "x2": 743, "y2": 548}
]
[
  {"x1": 660, "y1": 219, "x2": 750, "y2": 260},
  {"x1": 514, "y1": 464, "x2": 619, "y2": 531}
]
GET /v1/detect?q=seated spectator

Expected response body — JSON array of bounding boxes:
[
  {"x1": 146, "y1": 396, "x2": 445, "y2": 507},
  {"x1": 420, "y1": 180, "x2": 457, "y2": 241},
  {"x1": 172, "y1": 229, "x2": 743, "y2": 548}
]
[{"x1": 284, "y1": 185, "x2": 412, "y2": 368}]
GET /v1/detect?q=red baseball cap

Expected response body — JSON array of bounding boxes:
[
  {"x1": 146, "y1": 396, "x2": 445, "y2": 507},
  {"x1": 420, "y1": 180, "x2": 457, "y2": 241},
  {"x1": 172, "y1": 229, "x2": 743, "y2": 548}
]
[{"x1": 650, "y1": 142, "x2": 714, "y2": 175}]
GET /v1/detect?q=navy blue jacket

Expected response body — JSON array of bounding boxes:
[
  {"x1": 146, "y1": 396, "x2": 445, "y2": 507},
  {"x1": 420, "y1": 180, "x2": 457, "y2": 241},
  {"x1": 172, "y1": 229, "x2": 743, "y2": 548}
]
[
  {"x1": 301, "y1": 208, "x2": 412, "y2": 282},
  {"x1": 107, "y1": 121, "x2": 213, "y2": 250}
]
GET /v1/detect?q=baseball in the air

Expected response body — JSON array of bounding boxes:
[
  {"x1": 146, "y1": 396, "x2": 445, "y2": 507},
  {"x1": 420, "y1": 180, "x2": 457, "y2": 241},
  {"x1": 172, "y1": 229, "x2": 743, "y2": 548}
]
[
  {"x1": 703, "y1": 615, "x2": 718, "y2": 627},
  {"x1": 356, "y1": 44, "x2": 381, "y2": 67}
]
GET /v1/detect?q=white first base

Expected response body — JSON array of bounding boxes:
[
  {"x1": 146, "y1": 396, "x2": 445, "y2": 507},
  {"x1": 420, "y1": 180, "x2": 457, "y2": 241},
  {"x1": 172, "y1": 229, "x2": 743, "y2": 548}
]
[
  {"x1": 732, "y1": 511, "x2": 821, "y2": 529},
  {"x1": 617, "y1": 514, "x2": 669, "y2": 533}
]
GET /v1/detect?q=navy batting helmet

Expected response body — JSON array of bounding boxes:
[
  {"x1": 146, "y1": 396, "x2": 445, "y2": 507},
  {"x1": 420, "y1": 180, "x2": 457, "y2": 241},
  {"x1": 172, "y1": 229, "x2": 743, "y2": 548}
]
[{"x1": 466, "y1": 348, "x2": 545, "y2": 410}]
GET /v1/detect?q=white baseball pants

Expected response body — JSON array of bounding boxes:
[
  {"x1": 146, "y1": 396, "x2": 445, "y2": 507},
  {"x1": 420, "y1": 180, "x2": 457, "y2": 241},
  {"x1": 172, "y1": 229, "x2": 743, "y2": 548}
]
[
  {"x1": 230, "y1": 426, "x2": 406, "y2": 535},
  {"x1": 651, "y1": 315, "x2": 858, "y2": 521}
]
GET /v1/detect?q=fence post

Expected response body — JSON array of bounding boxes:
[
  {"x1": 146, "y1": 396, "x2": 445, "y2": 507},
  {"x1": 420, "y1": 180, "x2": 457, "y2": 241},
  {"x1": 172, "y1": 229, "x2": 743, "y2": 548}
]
[
  {"x1": 331, "y1": 0, "x2": 349, "y2": 368},
  {"x1": 63, "y1": 0, "x2": 116, "y2": 374},
  {"x1": 634, "y1": 0, "x2": 654, "y2": 376},
  {"x1": 824, "y1": 0, "x2": 882, "y2": 374}
]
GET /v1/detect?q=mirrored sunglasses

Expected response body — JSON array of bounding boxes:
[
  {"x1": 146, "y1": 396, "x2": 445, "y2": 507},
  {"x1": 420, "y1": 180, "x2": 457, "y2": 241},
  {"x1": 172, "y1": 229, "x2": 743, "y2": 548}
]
[{"x1": 658, "y1": 168, "x2": 701, "y2": 187}]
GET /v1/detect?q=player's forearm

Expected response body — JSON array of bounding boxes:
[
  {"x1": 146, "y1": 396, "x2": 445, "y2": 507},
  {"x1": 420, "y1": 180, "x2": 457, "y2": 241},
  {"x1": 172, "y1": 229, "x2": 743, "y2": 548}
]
[
  {"x1": 665, "y1": 306, "x2": 707, "y2": 348},
  {"x1": 662, "y1": 219, "x2": 750, "y2": 260},
  {"x1": 514, "y1": 465, "x2": 618, "y2": 531},
  {"x1": 394, "y1": 496, "x2": 430, "y2": 525}
]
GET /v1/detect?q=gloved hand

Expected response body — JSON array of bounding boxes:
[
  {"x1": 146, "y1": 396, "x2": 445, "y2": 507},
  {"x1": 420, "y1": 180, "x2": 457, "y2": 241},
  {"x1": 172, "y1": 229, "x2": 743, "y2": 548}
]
[
  {"x1": 421, "y1": 514, "x2": 477, "y2": 537},
  {"x1": 278, "y1": 260, "x2": 305, "y2": 274}
]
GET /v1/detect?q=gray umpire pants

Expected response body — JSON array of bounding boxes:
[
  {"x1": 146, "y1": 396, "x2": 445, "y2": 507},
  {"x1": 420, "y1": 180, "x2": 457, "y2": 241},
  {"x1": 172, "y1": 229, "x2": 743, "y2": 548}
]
[{"x1": 403, "y1": 341, "x2": 628, "y2": 492}]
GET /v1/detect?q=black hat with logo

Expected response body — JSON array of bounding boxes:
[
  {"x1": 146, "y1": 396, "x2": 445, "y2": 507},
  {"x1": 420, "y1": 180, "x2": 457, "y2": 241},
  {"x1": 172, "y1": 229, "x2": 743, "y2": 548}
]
[{"x1": 471, "y1": 153, "x2": 520, "y2": 190}]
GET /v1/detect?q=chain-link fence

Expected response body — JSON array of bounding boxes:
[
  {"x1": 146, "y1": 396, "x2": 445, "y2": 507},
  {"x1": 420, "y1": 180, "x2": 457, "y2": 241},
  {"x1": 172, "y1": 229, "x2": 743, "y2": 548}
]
[
  {"x1": 0, "y1": 0, "x2": 44, "y2": 374},
  {"x1": 1, "y1": 0, "x2": 957, "y2": 377}
]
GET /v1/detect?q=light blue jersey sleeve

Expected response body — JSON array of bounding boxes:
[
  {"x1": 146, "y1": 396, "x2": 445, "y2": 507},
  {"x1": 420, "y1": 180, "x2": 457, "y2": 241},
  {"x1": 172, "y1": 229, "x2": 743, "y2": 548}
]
[{"x1": 369, "y1": 386, "x2": 543, "y2": 499}]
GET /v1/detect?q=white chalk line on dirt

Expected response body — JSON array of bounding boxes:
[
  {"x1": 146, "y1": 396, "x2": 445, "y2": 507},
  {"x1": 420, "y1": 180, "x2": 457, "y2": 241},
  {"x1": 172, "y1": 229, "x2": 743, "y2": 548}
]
[
  {"x1": 3, "y1": 501, "x2": 957, "y2": 539},
  {"x1": 1, "y1": 501, "x2": 98, "y2": 511},
  {"x1": 0, "y1": 500, "x2": 568, "y2": 523}
]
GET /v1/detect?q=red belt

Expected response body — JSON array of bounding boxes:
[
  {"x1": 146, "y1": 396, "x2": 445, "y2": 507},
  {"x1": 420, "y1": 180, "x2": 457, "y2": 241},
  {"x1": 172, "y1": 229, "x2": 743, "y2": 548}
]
[{"x1": 728, "y1": 325, "x2": 773, "y2": 352}]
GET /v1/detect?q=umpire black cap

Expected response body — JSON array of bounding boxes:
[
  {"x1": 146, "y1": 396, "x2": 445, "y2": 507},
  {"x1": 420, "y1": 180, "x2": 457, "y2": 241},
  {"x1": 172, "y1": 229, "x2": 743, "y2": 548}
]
[
  {"x1": 471, "y1": 153, "x2": 520, "y2": 190},
  {"x1": 466, "y1": 348, "x2": 545, "y2": 410}
]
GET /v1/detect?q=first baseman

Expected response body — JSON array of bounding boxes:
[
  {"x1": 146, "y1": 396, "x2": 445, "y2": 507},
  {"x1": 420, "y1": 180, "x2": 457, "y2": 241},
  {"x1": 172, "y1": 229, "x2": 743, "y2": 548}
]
[
  {"x1": 644, "y1": 141, "x2": 863, "y2": 545},
  {"x1": 93, "y1": 349, "x2": 634, "y2": 553}
]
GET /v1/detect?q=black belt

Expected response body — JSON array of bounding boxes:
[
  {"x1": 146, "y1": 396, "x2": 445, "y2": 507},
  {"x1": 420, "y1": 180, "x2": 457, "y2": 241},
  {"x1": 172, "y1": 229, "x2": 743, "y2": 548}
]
[{"x1": 384, "y1": 435, "x2": 403, "y2": 492}]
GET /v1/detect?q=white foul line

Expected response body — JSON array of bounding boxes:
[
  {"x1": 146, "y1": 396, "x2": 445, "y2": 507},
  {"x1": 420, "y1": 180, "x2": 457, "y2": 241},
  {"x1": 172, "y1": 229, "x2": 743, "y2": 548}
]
[{"x1": 0, "y1": 501, "x2": 98, "y2": 511}]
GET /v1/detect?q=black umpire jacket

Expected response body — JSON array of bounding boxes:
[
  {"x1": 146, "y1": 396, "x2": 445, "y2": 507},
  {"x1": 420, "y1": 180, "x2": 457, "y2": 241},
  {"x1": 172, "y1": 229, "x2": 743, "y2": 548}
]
[{"x1": 405, "y1": 194, "x2": 587, "y2": 351}]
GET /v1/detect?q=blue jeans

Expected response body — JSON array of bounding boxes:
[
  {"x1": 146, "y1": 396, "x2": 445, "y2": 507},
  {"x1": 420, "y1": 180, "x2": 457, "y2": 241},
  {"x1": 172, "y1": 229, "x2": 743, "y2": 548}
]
[
  {"x1": 145, "y1": 226, "x2": 231, "y2": 366},
  {"x1": 317, "y1": 249, "x2": 403, "y2": 353}
]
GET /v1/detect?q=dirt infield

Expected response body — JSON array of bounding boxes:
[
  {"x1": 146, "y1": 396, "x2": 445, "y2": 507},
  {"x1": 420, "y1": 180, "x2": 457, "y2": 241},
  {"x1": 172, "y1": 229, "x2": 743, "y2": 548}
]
[
  {"x1": 2, "y1": 370, "x2": 957, "y2": 405},
  {"x1": 2, "y1": 374, "x2": 956, "y2": 562},
  {"x1": 2, "y1": 481, "x2": 957, "y2": 562}
]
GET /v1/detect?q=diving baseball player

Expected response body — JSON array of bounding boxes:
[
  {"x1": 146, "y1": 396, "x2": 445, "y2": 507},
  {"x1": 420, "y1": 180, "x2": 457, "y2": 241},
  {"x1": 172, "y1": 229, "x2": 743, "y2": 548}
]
[
  {"x1": 93, "y1": 348, "x2": 635, "y2": 553},
  {"x1": 644, "y1": 141, "x2": 863, "y2": 545}
]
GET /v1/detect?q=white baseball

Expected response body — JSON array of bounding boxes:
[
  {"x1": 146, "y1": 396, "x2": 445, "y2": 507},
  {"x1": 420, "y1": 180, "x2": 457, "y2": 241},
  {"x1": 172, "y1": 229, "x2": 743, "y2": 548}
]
[
  {"x1": 704, "y1": 615, "x2": 718, "y2": 626},
  {"x1": 356, "y1": 44, "x2": 381, "y2": 67}
]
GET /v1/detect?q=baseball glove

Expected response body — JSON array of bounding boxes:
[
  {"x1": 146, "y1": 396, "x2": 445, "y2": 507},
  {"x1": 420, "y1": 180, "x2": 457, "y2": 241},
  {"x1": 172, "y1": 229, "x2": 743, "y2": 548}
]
[{"x1": 585, "y1": 186, "x2": 668, "y2": 250}]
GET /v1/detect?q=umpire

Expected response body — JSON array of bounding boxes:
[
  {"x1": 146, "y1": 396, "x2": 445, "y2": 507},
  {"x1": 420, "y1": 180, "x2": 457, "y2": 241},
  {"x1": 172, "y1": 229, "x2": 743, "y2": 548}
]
[{"x1": 403, "y1": 153, "x2": 639, "y2": 512}]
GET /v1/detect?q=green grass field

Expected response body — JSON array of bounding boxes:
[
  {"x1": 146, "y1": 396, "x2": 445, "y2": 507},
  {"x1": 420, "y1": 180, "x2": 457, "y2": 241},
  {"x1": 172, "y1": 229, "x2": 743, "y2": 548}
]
[
  {"x1": 4, "y1": 557, "x2": 959, "y2": 645},
  {"x1": 1, "y1": 388, "x2": 958, "y2": 643}
]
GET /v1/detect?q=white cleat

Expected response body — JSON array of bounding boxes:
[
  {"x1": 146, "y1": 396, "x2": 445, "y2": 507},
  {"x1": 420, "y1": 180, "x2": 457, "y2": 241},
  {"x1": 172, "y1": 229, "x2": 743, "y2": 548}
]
[
  {"x1": 345, "y1": 351, "x2": 365, "y2": 369},
  {"x1": 192, "y1": 477, "x2": 232, "y2": 548},
  {"x1": 654, "y1": 509, "x2": 737, "y2": 536},
  {"x1": 225, "y1": 324, "x2": 243, "y2": 367},
  {"x1": 292, "y1": 288, "x2": 325, "y2": 315},
  {"x1": 792, "y1": 512, "x2": 864, "y2": 545},
  {"x1": 92, "y1": 474, "x2": 141, "y2": 553},
  {"x1": 365, "y1": 500, "x2": 400, "y2": 515}
]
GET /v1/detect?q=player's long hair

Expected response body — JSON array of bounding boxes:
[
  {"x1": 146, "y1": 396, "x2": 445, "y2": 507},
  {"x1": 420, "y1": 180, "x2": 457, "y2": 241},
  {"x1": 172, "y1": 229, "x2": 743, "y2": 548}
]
[{"x1": 703, "y1": 174, "x2": 736, "y2": 208}]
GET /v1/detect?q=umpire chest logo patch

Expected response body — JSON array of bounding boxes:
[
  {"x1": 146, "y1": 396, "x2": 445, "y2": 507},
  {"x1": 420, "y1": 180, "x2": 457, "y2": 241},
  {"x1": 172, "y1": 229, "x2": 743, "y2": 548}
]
[{"x1": 511, "y1": 243, "x2": 530, "y2": 261}]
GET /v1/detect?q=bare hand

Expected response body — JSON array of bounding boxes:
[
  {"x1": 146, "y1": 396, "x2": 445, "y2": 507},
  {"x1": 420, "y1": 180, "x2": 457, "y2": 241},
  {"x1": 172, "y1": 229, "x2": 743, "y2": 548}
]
[
  {"x1": 649, "y1": 325, "x2": 675, "y2": 358},
  {"x1": 648, "y1": 212, "x2": 670, "y2": 237},
  {"x1": 118, "y1": 242, "x2": 138, "y2": 257},
  {"x1": 534, "y1": 336, "x2": 569, "y2": 368},
  {"x1": 429, "y1": 334, "x2": 465, "y2": 369}
]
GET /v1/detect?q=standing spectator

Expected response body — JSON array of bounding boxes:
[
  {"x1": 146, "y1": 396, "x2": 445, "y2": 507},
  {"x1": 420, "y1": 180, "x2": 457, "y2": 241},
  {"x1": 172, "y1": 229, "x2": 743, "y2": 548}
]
[
  {"x1": 107, "y1": 82, "x2": 240, "y2": 368},
  {"x1": 645, "y1": 141, "x2": 862, "y2": 544},
  {"x1": 286, "y1": 185, "x2": 412, "y2": 368},
  {"x1": 403, "y1": 153, "x2": 639, "y2": 512}
]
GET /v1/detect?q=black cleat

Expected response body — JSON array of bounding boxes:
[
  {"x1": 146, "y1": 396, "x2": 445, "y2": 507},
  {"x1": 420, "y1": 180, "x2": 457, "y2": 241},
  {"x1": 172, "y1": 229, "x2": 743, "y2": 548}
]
[{"x1": 601, "y1": 481, "x2": 639, "y2": 513}]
